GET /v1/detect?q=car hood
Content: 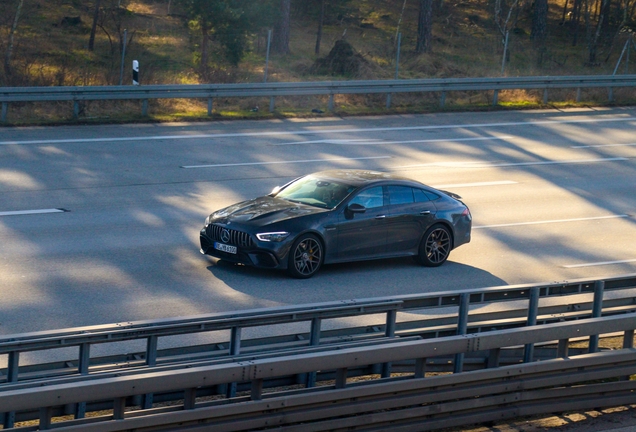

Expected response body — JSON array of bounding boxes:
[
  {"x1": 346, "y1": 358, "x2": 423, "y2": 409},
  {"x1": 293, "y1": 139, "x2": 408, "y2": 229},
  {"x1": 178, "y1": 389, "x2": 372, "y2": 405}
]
[{"x1": 209, "y1": 196, "x2": 327, "y2": 226}]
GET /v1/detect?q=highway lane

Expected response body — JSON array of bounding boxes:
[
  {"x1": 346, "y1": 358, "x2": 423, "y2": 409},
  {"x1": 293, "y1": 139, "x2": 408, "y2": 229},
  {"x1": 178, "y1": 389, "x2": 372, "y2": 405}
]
[{"x1": 1, "y1": 107, "x2": 636, "y2": 343}]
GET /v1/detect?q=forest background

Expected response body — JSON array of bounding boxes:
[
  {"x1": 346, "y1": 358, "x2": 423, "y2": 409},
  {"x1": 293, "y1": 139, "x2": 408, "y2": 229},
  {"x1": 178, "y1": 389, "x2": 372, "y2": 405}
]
[{"x1": 1, "y1": 0, "x2": 635, "y2": 123}]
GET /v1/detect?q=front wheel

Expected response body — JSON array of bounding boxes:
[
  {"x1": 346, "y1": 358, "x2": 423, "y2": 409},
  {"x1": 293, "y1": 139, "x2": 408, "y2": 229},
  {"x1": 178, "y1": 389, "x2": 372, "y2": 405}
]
[
  {"x1": 418, "y1": 225, "x2": 452, "y2": 267},
  {"x1": 287, "y1": 234, "x2": 323, "y2": 278}
]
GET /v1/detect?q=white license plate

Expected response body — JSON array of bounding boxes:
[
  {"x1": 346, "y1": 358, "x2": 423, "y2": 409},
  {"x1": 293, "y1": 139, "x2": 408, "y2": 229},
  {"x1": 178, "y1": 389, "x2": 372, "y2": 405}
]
[{"x1": 214, "y1": 242, "x2": 237, "y2": 254}]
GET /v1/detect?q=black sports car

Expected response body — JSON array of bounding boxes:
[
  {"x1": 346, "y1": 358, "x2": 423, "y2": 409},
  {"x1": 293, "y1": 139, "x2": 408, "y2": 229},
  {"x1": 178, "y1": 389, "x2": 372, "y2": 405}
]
[{"x1": 200, "y1": 170, "x2": 471, "y2": 278}]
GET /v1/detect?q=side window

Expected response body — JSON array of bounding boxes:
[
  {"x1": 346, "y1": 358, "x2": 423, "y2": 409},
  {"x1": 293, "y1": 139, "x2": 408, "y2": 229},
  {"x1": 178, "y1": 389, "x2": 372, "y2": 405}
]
[
  {"x1": 414, "y1": 188, "x2": 432, "y2": 202},
  {"x1": 388, "y1": 186, "x2": 414, "y2": 205},
  {"x1": 415, "y1": 188, "x2": 440, "y2": 201},
  {"x1": 349, "y1": 186, "x2": 384, "y2": 209}
]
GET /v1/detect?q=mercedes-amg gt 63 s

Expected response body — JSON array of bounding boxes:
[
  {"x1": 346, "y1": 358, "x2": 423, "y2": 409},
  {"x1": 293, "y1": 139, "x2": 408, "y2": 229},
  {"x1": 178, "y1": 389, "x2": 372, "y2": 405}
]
[{"x1": 200, "y1": 169, "x2": 472, "y2": 278}]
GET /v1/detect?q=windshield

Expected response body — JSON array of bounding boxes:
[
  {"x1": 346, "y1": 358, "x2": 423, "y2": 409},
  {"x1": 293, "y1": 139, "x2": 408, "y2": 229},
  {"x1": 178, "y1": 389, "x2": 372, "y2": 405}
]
[{"x1": 275, "y1": 176, "x2": 356, "y2": 209}]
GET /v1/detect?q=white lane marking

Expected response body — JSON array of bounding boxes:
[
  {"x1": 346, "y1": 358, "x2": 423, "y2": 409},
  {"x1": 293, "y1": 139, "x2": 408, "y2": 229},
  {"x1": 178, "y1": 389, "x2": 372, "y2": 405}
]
[
  {"x1": 395, "y1": 157, "x2": 627, "y2": 169},
  {"x1": 571, "y1": 142, "x2": 636, "y2": 148},
  {"x1": 432, "y1": 181, "x2": 517, "y2": 189},
  {"x1": 274, "y1": 136, "x2": 513, "y2": 146},
  {"x1": 1, "y1": 117, "x2": 633, "y2": 145},
  {"x1": 0, "y1": 208, "x2": 66, "y2": 216},
  {"x1": 181, "y1": 156, "x2": 391, "y2": 169},
  {"x1": 563, "y1": 259, "x2": 636, "y2": 268},
  {"x1": 474, "y1": 214, "x2": 629, "y2": 229},
  {"x1": 274, "y1": 139, "x2": 384, "y2": 145}
]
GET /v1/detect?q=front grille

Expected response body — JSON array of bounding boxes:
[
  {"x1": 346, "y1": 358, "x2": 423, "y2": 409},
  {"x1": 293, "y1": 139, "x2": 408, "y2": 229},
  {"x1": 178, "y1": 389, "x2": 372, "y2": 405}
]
[{"x1": 207, "y1": 224, "x2": 254, "y2": 248}]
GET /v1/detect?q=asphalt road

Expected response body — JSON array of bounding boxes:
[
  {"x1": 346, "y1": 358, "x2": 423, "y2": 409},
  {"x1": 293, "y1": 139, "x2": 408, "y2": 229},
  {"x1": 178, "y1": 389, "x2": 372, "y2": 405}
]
[{"x1": 1, "y1": 107, "x2": 636, "y2": 343}]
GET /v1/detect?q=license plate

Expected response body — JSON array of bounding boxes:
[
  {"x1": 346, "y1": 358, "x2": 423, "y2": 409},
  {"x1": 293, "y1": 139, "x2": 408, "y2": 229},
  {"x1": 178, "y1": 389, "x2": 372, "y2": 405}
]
[{"x1": 214, "y1": 242, "x2": 237, "y2": 254}]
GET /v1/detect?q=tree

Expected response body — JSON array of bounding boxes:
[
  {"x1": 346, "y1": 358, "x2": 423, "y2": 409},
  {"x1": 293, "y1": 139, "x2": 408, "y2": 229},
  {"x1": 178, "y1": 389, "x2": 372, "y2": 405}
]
[
  {"x1": 3, "y1": 0, "x2": 23, "y2": 80},
  {"x1": 315, "y1": 0, "x2": 324, "y2": 54},
  {"x1": 416, "y1": 0, "x2": 433, "y2": 53},
  {"x1": 531, "y1": 0, "x2": 548, "y2": 64},
  {"x1": 93, "y1": 0, "x2": 131, "y2": 56},
  {"x1": 178, "y1": 0, "x2": 274, "y2": 68},
  {"x1": 494, "y1": 0, "x2": 522, "y2": 73},
  {"x1": 586, "y1": 0, "x2": 612, "y2": 63},
  {"x1": 88, "y1": 0, "x2": 102, "y2": 51},
  {"x1": 570, "y1": 0, "x2": 583, "y2": 46},
  {"x1": 272, "y1": 0, "x2": 291, "y2": 54}
]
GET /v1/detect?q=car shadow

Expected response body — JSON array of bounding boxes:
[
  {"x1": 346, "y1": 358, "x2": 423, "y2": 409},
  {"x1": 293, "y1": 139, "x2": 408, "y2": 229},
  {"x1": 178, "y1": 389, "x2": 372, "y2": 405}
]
[{"x1": 207, "y1": 257, "x2": 507, "y2": 305}]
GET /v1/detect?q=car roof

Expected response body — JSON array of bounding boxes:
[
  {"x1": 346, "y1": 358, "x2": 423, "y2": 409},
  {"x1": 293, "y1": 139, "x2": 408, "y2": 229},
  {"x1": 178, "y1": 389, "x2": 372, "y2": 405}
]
[{"x1": 309, "y1": 169, "x2": 419, "y2": 188}]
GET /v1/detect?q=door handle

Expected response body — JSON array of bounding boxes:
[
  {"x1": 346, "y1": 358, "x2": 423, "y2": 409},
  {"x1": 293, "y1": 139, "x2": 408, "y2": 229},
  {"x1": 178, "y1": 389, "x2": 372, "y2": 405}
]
[
  {"x1": 375, "y1": 215, "x2": 386, "y2": 219},
  {"x1": 420, "y1": 210, "x2": 431, "y2": 215}
]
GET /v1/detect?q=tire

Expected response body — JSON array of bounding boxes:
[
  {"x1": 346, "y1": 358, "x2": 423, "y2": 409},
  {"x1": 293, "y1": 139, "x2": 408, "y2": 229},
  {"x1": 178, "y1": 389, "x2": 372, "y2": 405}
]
[
  {"x1": 287, "y1": 234, "x2": 324, "y2": 279},
  {"x1": 418, "y1": 224, "x2": 452, "y2": 267}
]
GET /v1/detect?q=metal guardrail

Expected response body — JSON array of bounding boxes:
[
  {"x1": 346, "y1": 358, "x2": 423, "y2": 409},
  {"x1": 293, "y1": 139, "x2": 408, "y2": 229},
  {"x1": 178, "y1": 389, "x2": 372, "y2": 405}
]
[
  {"x1": 1, "y1": 274, "x2": 634, "y2": 384},
  {"x1": 2, "y1": 313, "x2": 635, "y2": 431},
  {"x1": 1, "y1": 274, "x2": 635, "y2": 429},
  {"x1": 2, "y1": 74, "x2": 636, "y2": 121}
]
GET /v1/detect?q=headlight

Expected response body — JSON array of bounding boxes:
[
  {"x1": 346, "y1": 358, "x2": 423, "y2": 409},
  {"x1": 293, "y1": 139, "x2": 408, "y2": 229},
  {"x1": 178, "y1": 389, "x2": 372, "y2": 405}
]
[
  {"x1": 256, "y1": 232, "x2": 290, "y2": 242},
  {"x1": 204, "y1": 215, "x2": 211, "y2": 227}
]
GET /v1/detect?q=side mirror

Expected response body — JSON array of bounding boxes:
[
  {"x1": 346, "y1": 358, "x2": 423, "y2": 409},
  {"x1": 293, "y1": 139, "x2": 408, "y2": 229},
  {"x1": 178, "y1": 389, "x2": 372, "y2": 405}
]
[{"x1": 347, "y1": 203, "x2": 366, "y2": 214}]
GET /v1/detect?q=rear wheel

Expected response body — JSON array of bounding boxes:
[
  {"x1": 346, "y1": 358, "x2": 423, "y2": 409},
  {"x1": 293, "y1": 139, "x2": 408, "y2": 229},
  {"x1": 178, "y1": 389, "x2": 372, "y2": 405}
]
[
  {"x1": 418, "y1": 225, "x2": 452, "y2": 267},
  {"x1": 287, "y1": 234, "x2": 323, "y2": 278}
]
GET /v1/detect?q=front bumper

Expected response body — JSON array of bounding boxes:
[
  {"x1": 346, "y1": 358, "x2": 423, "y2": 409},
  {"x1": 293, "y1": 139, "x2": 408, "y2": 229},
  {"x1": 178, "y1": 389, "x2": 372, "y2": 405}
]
[{"x1": 199, "y1": 226, "x2": 289, "y2": 269}]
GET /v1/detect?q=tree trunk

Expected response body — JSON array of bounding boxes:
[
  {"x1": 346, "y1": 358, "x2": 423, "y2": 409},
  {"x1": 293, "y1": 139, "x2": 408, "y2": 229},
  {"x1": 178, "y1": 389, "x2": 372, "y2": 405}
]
[
  {"x1": 273, "y1": 0, "x2": 291, "y2": 54},
  {"x1": 88, "y1": 0, "x2": 101, "y2": 51},
  {"x1": 416, "y1": 0, "x2": 433, "y2": 53},
  {"x1": 588, "y1": 0, "x2": 610, "y2": 63},
  {"x1": 200, "y1": 21, "x2": 210, "y2": 73},
  {"x1": 531, "y1": 0, "x2": 548, "y2": 46},
  {"x1": 315, "y1": 0, "x2": 324, "y2": 55},
  {"x1": 4, "y1": 0, "x2": 24, "y2": 80},
  {"x1": 561, "y1": 0, "x2": 569, "y2": 24},
  {"x1": 571, "y1": 0, "x2": 582, "y2": 46}
]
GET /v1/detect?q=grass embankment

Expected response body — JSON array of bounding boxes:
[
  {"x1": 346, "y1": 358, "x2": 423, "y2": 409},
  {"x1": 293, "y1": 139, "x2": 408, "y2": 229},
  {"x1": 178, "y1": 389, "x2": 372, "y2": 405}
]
[{"x1": 2, "y1": 0, "x2": 635, "y2": 125}]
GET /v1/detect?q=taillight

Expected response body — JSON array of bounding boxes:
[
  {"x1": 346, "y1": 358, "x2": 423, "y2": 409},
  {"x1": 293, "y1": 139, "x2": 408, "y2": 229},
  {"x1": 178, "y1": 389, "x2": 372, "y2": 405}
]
[{"x1": 462, "y1": 207, "x2": 472, "y2": 220}]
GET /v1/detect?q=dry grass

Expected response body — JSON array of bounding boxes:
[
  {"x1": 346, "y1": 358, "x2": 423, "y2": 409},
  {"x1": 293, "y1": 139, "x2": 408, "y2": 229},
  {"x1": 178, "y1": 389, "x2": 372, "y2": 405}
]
[{"x1": 1, "y1": 0, "x2": 634, "y2": 125}]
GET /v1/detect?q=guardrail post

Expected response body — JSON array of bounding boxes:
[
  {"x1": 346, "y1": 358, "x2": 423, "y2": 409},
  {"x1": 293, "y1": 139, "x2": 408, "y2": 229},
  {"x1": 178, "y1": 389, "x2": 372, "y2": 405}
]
[
  {"x1": 73, "y1": 101, "x2": 80, "y2": 119},
  {"x1": 184, "y1": 388, "x2": 197, "y2": 409},
  {"x1": 113, "y1": 397, "x2": 126, "y2": 420},
  {"x1": 557, "y1": 338, "x2": 569, "y2": 358},
  {"x1": 335, "y1": 367, "x2": 347, "y2": 388},
  {"x1": 440, "y1": 91, "x2": 446, "y2": 108},
  {"x1": 589, "y1": 280, "x2": 605, "y2": 353},
  {"x1": 251, "y1": 379, "x2": 264, "y2": 400},
  {"x1": 1, "y1": 102, "x2": 7, "y2": 122},
  {"x1": 269, "y1": 96, "x2": 275, "y2": 113},
  {"x1": 543, "y1": 88, "x2": 548, "y2": 104},
  {"x1": 306, "y1": 318, "x2": 321, "y2": 387},
  {"x1": 142, "y1": 99, "x2": 148, "y2": 116},
  {"x1": 226, "y1": 326, "x2": 242, "y2": 398},
  {"x1": 414, "y1": 357, "x2": 426, "y2": 378},
  {"x1": 2, "y1": 352, "x2": 19, "y2": 428},
  {"x1": 523, "y1": 287, "x2": 540, "y2": 363},
  {"x1": 608, "y1": 87, "x2": 614, "y2": 102},
  {"x1": 486, "y1": 348, "x2": 500, "y2": 368},
  {"x1": 74, "y1": 343, "x2": 90, "y2": 418},
  {"x1": 39, "y1": 407, "x2": 52, "y2": 430},
  {"x1": 624, "y1": 329, "x2": 635, "y2": 349},
  {"x1": 386, "y1": 93, "x2": 392, "y2": 109},
  {"x1": 207, "y1": 97, "x2": 213, "y2": 116},
  {"x1": 453, "y1": 293, "x2": 469, "y2": 373},
  {"x1": 576, "y1": 87, "x2": 582, "y2": 102},
  {"x1": 141, "y1": 336, "x2": 158, "y2": 409},
  {"x1": 621, "y1": 329, "x2": 634, "y2": 380},
  {"x1": 328, "y1": 94, "x2": 335, "y2": 111},
  {"x1": 381, "y1": 309, "x2": 397, "y2": 378},
  {"x1": 493, "y1": 90, "x2": 499, "y2": 105}
]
